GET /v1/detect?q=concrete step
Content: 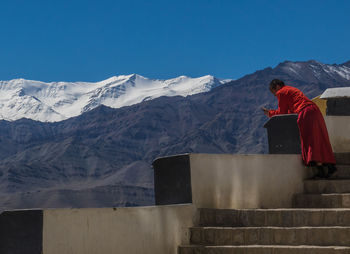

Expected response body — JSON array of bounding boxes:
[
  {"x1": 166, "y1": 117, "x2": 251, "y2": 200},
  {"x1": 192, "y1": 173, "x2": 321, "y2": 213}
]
[
  {"x1": 329, "y1": 165, "x2": 350, "y2": 179},
  {"x1": 179, "y1": 245, "x2": 350, "y2": 254},
  {"x1": 335, "y1": 153, "x2": 350, "y2": 165},
  {"x1": 293, "y1": 193, "x2": 350, "y2": 208},
  {"x1": 199, "y1": 208, "x2": 350, "y2": 227},
  {"x1": 304, "y1": 179, "x2": 350, "y2": 194},
  {"x1": 309, "y1": 165, "x2": 350, "y2": 179},
  {"x1": 189, "y1": 226, "x2": 350, "y2": 246}
]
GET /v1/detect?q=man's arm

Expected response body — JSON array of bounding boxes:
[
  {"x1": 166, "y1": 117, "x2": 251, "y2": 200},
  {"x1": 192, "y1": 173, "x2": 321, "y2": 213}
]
[
  {"x1": 261, "y1": 107, "x2": 270, "y2": 116},
  {"x1": 267, "y1": 93, "x2": 289, "y2": 117}
]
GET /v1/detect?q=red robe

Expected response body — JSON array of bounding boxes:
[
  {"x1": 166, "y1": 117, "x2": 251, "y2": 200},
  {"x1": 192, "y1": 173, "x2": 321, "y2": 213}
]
[{"x1": 268, "y1": 86, "x2": 336, "y2": 165}]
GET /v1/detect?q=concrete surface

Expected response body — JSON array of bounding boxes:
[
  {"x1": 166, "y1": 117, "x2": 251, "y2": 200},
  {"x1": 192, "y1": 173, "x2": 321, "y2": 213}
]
[
  {"x1": 42, "y1": 204, "x2": 197, "y2": 254},
  {"x1": 199, "y1": 208, "x2": 350, "y2": 227},
  {"x1": 321, "y1": 87, "x2": 350, "y2": 98},
  {"x1": 190, "y1": 226, "x2": 350, "y2": 246},
  {"x1": 325, "y1": 116, "x2": 350, "y2": 153},
  {"x1": 189, "y1": 154, "x2": 309, "y2": 209},
  {"x1": 179, "y1": 245, "x2": 350, "y2": 254}
]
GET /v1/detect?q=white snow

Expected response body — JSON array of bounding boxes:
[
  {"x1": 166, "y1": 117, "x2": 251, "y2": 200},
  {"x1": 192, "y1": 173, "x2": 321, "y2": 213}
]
[
  {"x1": 281, "y1": 61, "x2": 350, "y2": 82},
  {"x1": 0, "y1": 74, "x2": 227, "y2": 122},
  {"x1": 320, "y1": 87, "x2": 350, "y2": 99},
  {"x1": 325, "y1": 65, "x2": 350, "y2": 80},
  {"x1": 280, "y1": 62, "x2": 303, "y2": 79},
  {"x1": 309, "y1": 63, "x2": 323, "y2": 79}
]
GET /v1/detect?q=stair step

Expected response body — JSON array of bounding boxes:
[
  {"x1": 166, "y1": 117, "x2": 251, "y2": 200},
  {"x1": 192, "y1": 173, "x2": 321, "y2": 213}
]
[
  {"x1": 329, "y1": 165, "x2": 350, "y2": 179},
  {"x1": 335, "y1": 153, "x2": 350, "y2": 165},
  {"x1": 293, "y1": 194, "x2": 350, "y2": 208},
  {"x1": 190, "y1": 226, "x2": 350, "y2": 246},
  {"x1": 199, "y1": 208, "x2": 350, "y2": 227},
  {"x1": 304, "y1": 179, "x2": 350, "y2": 194},
  {"x1": 179, "y1": 245, "x2": 350, "y2": 254}
]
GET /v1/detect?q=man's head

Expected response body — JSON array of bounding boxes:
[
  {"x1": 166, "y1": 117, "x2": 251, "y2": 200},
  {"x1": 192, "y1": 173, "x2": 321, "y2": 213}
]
[{"x1": 269, "y1": 79, "x2": 285, "y2": 96}]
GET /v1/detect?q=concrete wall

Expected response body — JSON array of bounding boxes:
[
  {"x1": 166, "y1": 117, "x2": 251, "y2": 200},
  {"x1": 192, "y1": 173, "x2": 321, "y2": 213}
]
[
  {"x1": 189, "y1": 154, "x2": 309, "y2": 209},
  {"x1": 42, "y1": 153, "x2": 311, "y2": 253},
  {"x1": 41, "y1": 153, "x2": 312, "y2": 254},
  {"x1": 325, "y1": 116, "x2": 350, "y2": 153},
  {"x1": 42, "y1": 204, "x2": 197, "y2": 254}
]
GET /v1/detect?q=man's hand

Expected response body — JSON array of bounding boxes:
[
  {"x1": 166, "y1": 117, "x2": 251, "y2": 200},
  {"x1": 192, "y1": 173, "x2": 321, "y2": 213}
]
[{"x1": 261, "y1": 107, "x2": 270, "y2": 116}]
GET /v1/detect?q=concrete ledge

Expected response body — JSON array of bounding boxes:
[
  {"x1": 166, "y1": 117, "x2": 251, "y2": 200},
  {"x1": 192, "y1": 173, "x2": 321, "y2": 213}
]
[
  {"x1": 153, "y1": 153, "x2": 309, "y2": 209},
  {"x1": 189, "y1": 154, "x2": 308, "y2": 209},
  {"x1": 43, "y1": 205, "x2": 198, "y2": 254},
  {"x1": 2, "y1": 152, "x2": 320, "y2": 254}
]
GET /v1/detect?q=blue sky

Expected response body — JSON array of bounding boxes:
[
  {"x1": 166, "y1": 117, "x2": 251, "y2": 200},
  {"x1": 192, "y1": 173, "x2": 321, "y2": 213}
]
[{"x1": 0, "y1": 0, "x2": 349, "y2": 82}]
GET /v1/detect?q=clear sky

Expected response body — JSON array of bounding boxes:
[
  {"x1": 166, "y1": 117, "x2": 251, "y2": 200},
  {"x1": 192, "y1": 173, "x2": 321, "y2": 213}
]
[{"x1": 0, "y1": 0, "x2": 349, "y2": 82}]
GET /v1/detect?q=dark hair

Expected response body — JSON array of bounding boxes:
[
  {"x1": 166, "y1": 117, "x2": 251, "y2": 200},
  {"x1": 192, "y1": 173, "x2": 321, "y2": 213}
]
[{"x1": 269, "y1": 79, "x2": 285, "y2": 89}]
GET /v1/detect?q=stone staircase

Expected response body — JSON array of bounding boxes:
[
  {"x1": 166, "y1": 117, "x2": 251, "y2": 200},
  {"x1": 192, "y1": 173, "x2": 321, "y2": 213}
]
[{"x1": 179, "y1": 153, "x2": 350, "y2": 254}]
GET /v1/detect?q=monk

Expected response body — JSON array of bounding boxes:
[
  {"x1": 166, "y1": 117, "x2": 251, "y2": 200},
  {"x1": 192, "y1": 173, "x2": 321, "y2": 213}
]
[{"x1": 262, "y1": 79, "x2": 337, "y2": 178}]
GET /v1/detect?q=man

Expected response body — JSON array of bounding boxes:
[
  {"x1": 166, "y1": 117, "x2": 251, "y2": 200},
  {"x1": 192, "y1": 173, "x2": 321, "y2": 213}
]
[{"x1": 262, "y1": 79, "x2": 337, "y2": 178}]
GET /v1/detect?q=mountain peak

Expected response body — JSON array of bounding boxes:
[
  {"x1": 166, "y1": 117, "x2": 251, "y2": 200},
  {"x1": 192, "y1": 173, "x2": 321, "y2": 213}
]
[
  {"x1": 277, "y1": 60, "x2": 322, "y2": 68},
  {"x1": 126, "y1": 73, "x2": 145, "y2": 80},
  {"x1": 306, "y1": 59, "x2": 321, "y2": 65}
]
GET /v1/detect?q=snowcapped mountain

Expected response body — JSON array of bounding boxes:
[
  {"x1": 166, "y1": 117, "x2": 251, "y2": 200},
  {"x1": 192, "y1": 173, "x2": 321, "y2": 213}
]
[
  {"x1": 1, "y1": 60, "x2": 349, "y2": 123},
  {"x1": 0, "y1": 74, "x2": 226, "y2": 122}
]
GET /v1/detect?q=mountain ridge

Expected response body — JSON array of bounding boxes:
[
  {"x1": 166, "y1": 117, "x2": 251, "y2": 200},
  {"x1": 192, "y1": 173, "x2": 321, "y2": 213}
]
[
  {"x1": 0, "y1": 74, "x2": 226, "y2": 122},
  {"x1": 0, "y1": 59, "x2": 350, "y2": 210}
]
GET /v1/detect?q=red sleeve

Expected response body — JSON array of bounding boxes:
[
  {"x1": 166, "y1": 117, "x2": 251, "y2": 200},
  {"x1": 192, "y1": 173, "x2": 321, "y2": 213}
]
[{"x1": 268, "y1": 92, "x2": 289, "y2": 117}]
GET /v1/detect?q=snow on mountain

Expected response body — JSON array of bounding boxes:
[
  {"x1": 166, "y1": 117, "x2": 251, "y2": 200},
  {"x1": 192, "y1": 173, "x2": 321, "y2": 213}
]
[
  {"x1": 0, "y1": 74, "x2": 226, "y2": 122},
  {"x1": 278, "y1": 60, "x2": 350, "y2": 82},
  {"x1": 2, "y1": 60, "x2": 348, "y2": 123}
]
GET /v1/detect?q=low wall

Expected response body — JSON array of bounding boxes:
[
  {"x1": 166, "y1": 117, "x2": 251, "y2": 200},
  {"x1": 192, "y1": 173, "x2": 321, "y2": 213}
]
[
  {"x1": 325, "y1": 116, "x2": 350, "y2": 153},
  {"x1": 3, "y1": 153, "x2": 312, "y2": 254},
  {"x1": 42, "y1": 205, "x2": 197, "y2": 254},
  {"x1": 190, "y1": 154, "x2": 308, "y2": 209},
  {"x1": 154, "y1": 153, "x2": 310, "y2": 209}
]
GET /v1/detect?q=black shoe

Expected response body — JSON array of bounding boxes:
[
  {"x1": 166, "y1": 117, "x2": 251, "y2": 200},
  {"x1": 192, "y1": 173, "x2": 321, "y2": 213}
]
[
  {"x1": 326, "y1": 164, "x2": 338, "y2": 178},
  {"x1": 308, "y1": 161, "x2": 317, "y2": 167},
  {"x1": 312, "y1": 165, "x2": 327, "y2": 179}
]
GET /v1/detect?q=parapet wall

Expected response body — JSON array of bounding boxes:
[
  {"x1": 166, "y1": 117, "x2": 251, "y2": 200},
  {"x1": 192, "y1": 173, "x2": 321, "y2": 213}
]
[
  {"x1": 325, "y1": 116, "x2": 350, "y2": 153},
  {"x1": 43, "y1": 205, "x2": 197, "y2": 254},
  {"x1": 0, "y1": 204, "x2": 197, "y2": 254},
  {"x1": 154, "y1": 153, "x2": 309, "y2": 209},
  {"x1": 1, "y1": 153, "x2": 311, "y2": 254},
  {"x1": 190, "y1": 154, "x2": 309, "y2": 209}
]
